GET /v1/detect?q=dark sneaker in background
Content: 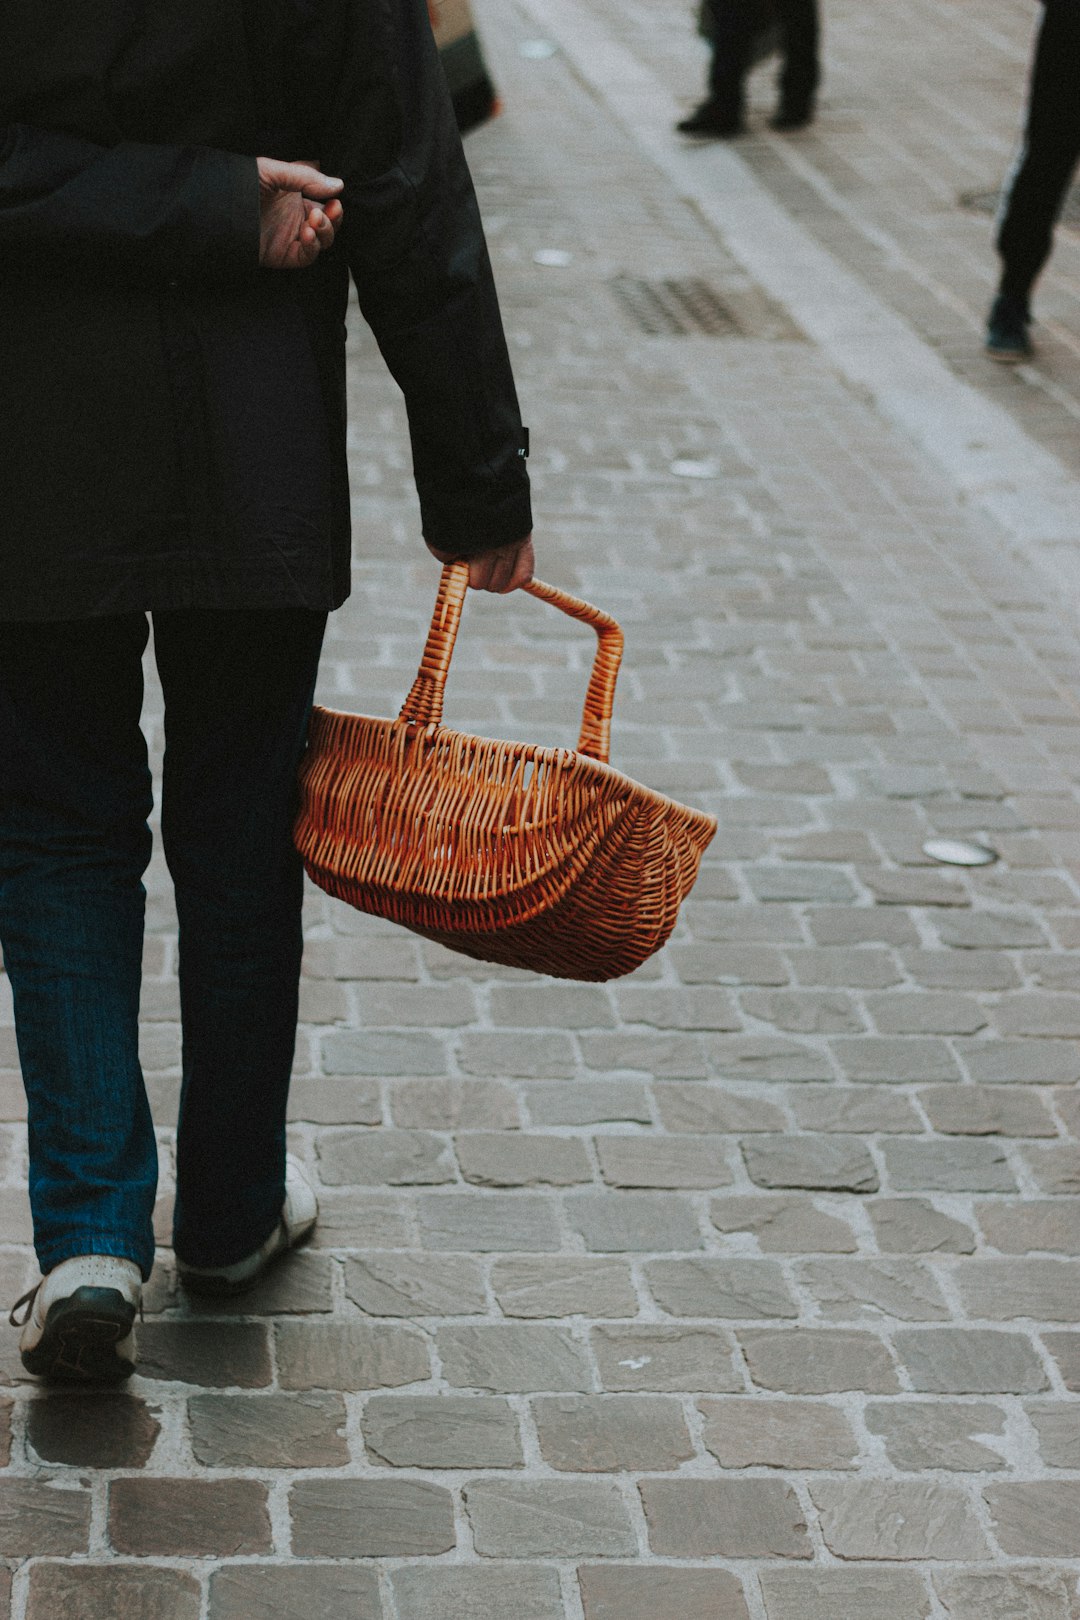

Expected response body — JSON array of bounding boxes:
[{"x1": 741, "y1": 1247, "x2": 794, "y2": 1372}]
[{"x1": 985, "y1": 292, "x2": 1033, "y2": 362}]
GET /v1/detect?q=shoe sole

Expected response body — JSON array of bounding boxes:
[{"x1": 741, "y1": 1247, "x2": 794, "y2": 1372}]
[
  {"x1": 177, "y1": 1221, "x2": 315, "y2": 1298},
  {"x1": 985, "y1": 346, "x2": 1030, "y2": 365},
  {"x1": 21, "y1": 1287, "x2": 137, "y2": 1383}
]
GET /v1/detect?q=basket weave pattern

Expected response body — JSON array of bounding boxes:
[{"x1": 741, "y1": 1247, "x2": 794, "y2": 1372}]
[{"x1": 295, "y1": 564, "x2": 716, "y2": 981}]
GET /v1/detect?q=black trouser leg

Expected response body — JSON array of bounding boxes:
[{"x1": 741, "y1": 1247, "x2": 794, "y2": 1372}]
[
  {"x1": 774, "y1": 0, "x2": 820, "y2": 116},
  {"x1": 707, "y1": 0, "x2": 771, "y2": 120},
  {"x1": 997, "y1": 0, "x2": 1080, "y2": 308}
]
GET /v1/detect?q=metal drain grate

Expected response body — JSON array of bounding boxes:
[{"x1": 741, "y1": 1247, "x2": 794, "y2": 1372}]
[
  {"x1": 961, "y1": 185, "x2": 1080, "y2": 229},
  {"x1": 609, "y1": 275, "x2": 741, "y2": 336}
]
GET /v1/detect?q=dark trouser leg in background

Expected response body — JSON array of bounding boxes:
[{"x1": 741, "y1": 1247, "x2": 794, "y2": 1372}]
[
  {"x1": 707, "y1": 0, "x2": 771, "y2": 126},
  {"x1": 997, "y1": 0, "x2": 1080, "y2": 310},
  {"x1": 773, "y1": 0, "x2": 820, "y2": 123},
  {"x1": 157, "y1": 607, "x2": 326, "y2": 1270},
  {"x1": 0, "y1": 615, "x2": 157, "y2": 1278}
]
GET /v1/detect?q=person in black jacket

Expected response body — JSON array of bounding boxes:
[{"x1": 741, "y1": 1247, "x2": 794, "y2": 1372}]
[
  {"x1": 1, "y1": 0, "x2": 533, "y2": 1381},
  {"x1": 987, "y1": 0, "x2": 1080, "y2": 360},
  {"x1": 678, "y1": 0, "x2": 820, "y2": 138}
]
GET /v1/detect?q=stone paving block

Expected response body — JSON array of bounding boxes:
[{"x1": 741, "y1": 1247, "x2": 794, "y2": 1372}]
[
  {"x1": 640, "y1": 1479, "x2": 810, "y2": 1559},
  {"x1": 954, "y1": 1259, "x2": 1080, "y2": 1321},
  {"x1": 354, "y1": 980, "x2": 477, "y2": 1027},
  {"x1": 275, "y1": 1320, "x2": 431, "y2": 1390},
  {"x1": 740, "y1": 1329, "x2": 900, "y2": 1393},
  {"x1": 984, "y1": 1482, "x2": 1080, "y2": 1557},
  {"x1": 860, "y1": 869, "x2": 969, "y2": 906},
  {"x1": 533, "y1": 1394, "x2": 693, "y2": 1471},
  {"x1": 287, "y1": 1075, "x2": 382, "y2": 1124},
  {"x1": 894, "y1": 1329, "x2": 1049, "y2": 1393},
  {"x1": 758, "y1": 1568, "x2": 932, "y2": 1620},
  {"x1": 882, "y1": 1138, "x2": 1016, "y2": 1192},
  {"x1": 710, "y1": 1194, "x2": 858, "y2": 1252},
  {"x1": 994, "y1": 994, "x2": 1080, "y2": 1037},
  {"x1": 578, "y1": 1565, "x2": 751, "y2": 1620},
  {"x1": 305, "y1": 1190, "x2": 413, "y2": 1250},
  {"x1": 565, "y1": 1192, "x2": 702, "y2": 1252},
  {"x1": 865, "y1": 1401, "x2": 1009, "y2": 1470},
  {"x1": 831, "y1": 1037, "x2": 960, "y2": 1083},
  {"x1": 669, "y1": 942, "x2": 790, "y2": 985},
  {"x1": 810, "y1": 909, "x2": 920, "y2": 947},
  {"x1": 742, "y1": 1135, "x2": 879, "y2": 1191},
  {"x1": 459, "y1": 1031, "x2": 578, "y2": 1079},
  {"x1": 1040, "y1": 1333, "x2": 1080, "y2": 1390},
  {"x1": 961, "y1": 1042, "x2": 1080, "y2": 1085},
  {"x1": 654, "y1": 1082, "x2": 786, "y2": 1134},
  {"x1": 0, "y1": 1396, "x2": 9, "y2": 1468},
  {"x1": 591, "y1": 1325, "x2": 742, "y2": 1391},
  {"x1": 490, "y1": 984, "x2": 615, "y2": 1029},
  {"x1": 748, "y1": 866, "x2": 858, "y2": 904},
  {"x1": 595, "y1": 1134, "x2": 733, "y2": 1188},
  {"x1": 290, "y1": 1477, "x2": 455, "y2": 1557},
  {"x1": 740, "y1": 988, "x2": 865, "y2": 1034},
  {"x1": 25, "y1": 1392, "x2": 160, "y2": 1468},
  {"x1": 868, "y1": 1198, "x2": 976, "y2": 1254},
  {"x1": 28, "y1": 1564, "x2": 201, "y2": 1620},
  {"x1": 418, "y1": 1194, "x2": 561, "y2": 1251},
  {"x1": 789, "y1": 1085, "x2": 921, "y2": 1134},
  {"x1": 392, "y1": 1564, "x2": 564, "y2": 1620},
  {"x1": 527, "y1": 1081, "x2": 652, "y2": 1126},
  {"x1": 787, "y1": 946, "x2": 903, "y2": 989},
  {"x1": 903, "y1": 950, "x2": 1020, "y2": 991},
  {"x1": 390, "y1": 1079, "x2": 520, "y2": 1130},
  {"x1": 710, "y1": 1036, "x2": 833, "y2": 1083},
  {"x1": 464, "y1": 1479, "x2": 636, "y2": 1557},
  {"x1": 322, "y1": 1029, "x2": 447, "y2": 1077},
  {"x1": 936, "y1": 913, "x2": 1049, "y2": 950},
  {"x1": 457, "y1": 1132, "x2": 592, "y2": 1186},
  {"x1": 437, "y1": 1324, "x2": 592, "y2": 1392},
  {"x1": 934, "y1": 1568, "x2": 1080, "y2": 1620},
  {"x1": 866, "y1": 992, "x2": 987, "y2": 1036},
  {"x1": 188, "y1": 1391, "x2": 348, "y2": 1468},
  {"x1": 1021, "y1": 1143, "x2": 1080, "y2": 1194},
  {"x1": 615, "y1": 985, "x2": 741, "y2": 1031},
  {"x1": 108, "y1": 1478, "x2": 271, "y2": 1557},
  {"x1": 794, "y1": 1258, "x2": 951, "y2": 1321},
  {"x1": 920, "y1": 1086, "x2": 1058, "y2": 1137},
  {"x1": 812, "y1": 1480, "x2": 988, "y2": 1559},
  {"x1": 344, "y1": 1252, "x2": 487, "y2": 1315},
  {"x1": 645, "y1": 1258, "x2": 798, "y2": 1319},
  {"x1": 491, "y1": 1257, "x2": 637, "y2": 1318},
  {"x1": 136, "y1": 1321, "x2": 272, "y2": 1387},
  {"x1": 208, "y1": 1565, "x2": 382, "y2": 1620},
  {"x1": 363, "y1": 1395, "x2": 523, "y2": 1468},
  {"x1": 317, "y1": 1128, "x2": 455, "y2": 1185},
  {"x1": 1025, "y1": 1402, "x2": 1080, "y2": 1468},
  {"x1": 699, "y1": 1396, "x2": 858, "y2": 1468},
  {"x1": 580, "y1": 1031, "x2": 709, "y2": 1078},
  {"x1": 0, "y1": 1479, "x2": 91, "y2": 1555}
]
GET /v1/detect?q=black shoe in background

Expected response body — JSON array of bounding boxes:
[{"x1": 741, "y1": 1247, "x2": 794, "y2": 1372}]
[
  {"x1": 985, "y1": 292, "x2": 1033, "y2": 363},
  {"x1": 770, "y1": 102, "x2": 814, "y2": 130},
  {"x1": 676, "y1": 100, "x2": 746, "y2": 137}
]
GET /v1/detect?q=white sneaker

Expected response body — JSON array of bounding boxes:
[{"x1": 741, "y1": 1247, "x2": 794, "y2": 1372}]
[
  {"x1": 10, "y1": 1255, "x2": 141, "y2": 1383},
  {"x1": 176, "y1": 1156, "x2": 318, "y2": 1297}
]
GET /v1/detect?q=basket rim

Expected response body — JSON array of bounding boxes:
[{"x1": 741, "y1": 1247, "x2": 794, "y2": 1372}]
[{"x1": 306, "y1": 703, "x2": 718, "y2": 835}]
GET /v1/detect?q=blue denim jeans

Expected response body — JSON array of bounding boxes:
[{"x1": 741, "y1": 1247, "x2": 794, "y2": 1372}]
[{"x1": 0, "y1": 607, "x2": 326, "y2": 1279}]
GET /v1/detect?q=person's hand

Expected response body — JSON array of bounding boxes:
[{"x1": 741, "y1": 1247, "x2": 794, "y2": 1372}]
[
  {"x1": 258, "y1": 158, "x2": 344, "y2": 270},
  {"x1": 427, "y1": 535, "x2": 535, "y2": 593}
]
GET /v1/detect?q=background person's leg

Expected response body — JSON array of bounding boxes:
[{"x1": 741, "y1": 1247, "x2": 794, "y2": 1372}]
[
  {"x1": 0, "y1": 615, "x2": 156, "y2": 1279},
  {"x1": 773, "y1": 0, "x2": 820, "y2": 125},
  {"x1": 996, "y1": 0, "x2": 1080, "y2": 309},
  {"x1": 155, "y1": 607, "x2": 326, "y2": 1271}
]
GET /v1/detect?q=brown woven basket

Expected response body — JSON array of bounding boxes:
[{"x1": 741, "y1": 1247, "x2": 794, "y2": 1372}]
[{"x1": 294, "y1": 562, "x2": 717, "y2": 981}]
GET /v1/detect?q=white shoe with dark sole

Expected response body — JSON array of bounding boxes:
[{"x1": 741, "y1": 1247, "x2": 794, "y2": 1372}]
[
  {"x1": 176, "y1": 1156, "x2": 318, "y2": 1297},
  {"x1": 11, "y1": 1255, "x2": 141, "y2": 1383}
]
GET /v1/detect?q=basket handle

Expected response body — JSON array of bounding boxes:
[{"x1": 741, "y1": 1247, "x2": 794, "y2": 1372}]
[{"x1": 399, "y1": 560, "x2": 624, "y2": 762}]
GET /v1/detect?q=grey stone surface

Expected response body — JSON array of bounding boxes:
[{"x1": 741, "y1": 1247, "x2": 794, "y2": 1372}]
[
  {"x1": 882, "y1": 1139, "x2": 1017, "y2": 1192},
  {"x1": 438, "y1": 1324, "x2": 593, "y2": 1393},
  {"x1": 894, "y1": 1329, "x2": 1049, "y2": 1393},
  {"x1": 456, "y1": 1132, "x2": 592, "y2": 1186},
  {"x1": 464, "y1": 1480, "x2": 636, "y2": 1558},
  {"x1": 640, "y1": 1479, "x2": 810, "y2": 1558},
  {"x1": 1025, "y1": 1402, "x2": 1080, "y2": 1468},
  {"x1": 984, "y1": 1483, "x2": 1080, "y2": 1557},
  {"x1": 533, "y1": 1395, "x2": 694, "y2": 1471},
  {"x1": 275, "y1": 1320, "x2": 431, "y2": 1390},
  {"x1": 363, "y1": 1395, "x2": 523, "y2": 1468},
  {"x1": 793, "y1": 1259, "x2": 951, "y2": 1321},
  {"x1": 740, "y1": 1330, "x2": 900, "y2": 1393},
  {"x1": 344, "y1": 1252, "x2": 487, "y2": 1316},
  {"x1": 289, "y1": 1479, "x2": 455, "y2": 1557},
  {"x1": 491, "y1": 1257, "x2": 638, "y2": 1318},
  {"x1": 393, "y1": 1565, "x2": 565, "y2": 1620},
  {"x1": 742, "y1": 1136, "x2": 879, "y2": 1192},
  {"x1": 590, "y1": 1326, "x2": 743, "y2": 1391},
  {"x1": 710, "y1": 1195, "x2": 858, "y2": 1252},
  {"x1": 595, "y1": 1134, "x2": 733, "y2": 1188},
  {"x1": 578, "y1": 1566, "x2": 751, "y2": 1620},
  {"x1": 645, "y1": 1258, "x2": 798, "y2": 1319},
  {"x1": 933, "y1": 1568, "x2": 1080, "y2": 1620},
  {"x1": 565, "y1": 1192, "x2": 702, "y2": 1252},
  {"x1": 759, "y1": 1569, "x2": 933, "y2": 1620},
  {"x1": 868, "y1": 1198, "x2": 976, "y2": 1254},
  {"x1": 865, "y1": 1401, "x2": 1009, "y2": 1470},
  {"x1": 812, "y1": 1481, "x2": 989, "y2": 1559},
  {"x1": 699, "y1": 1398, "x2": 858, "y2": 1468}
]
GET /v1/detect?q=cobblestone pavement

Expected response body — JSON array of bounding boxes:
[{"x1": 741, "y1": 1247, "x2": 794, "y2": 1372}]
[{"x1": 2, "y1": 2, "x2": 1080, "y2": 1617}]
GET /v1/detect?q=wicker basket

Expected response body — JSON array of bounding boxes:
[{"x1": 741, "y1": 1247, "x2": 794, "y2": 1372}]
[{"x1": 294, "y1": 562, "x2": 717, "y2": 981}]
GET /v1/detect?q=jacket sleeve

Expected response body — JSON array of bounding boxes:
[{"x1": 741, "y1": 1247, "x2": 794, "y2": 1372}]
[
  {"x1": 323, "y1": 0, "x2": 532, "y2": 557},
  {"x1": 0, "y1": 123, "x2": 259, "y2": 284}
]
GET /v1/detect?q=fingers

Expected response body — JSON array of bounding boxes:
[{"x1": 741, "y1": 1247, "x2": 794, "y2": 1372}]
[
  {"x1": 257, "y1": 156, "x2": 345, "y2": 197},
  {"x1": 425, "y1": 536, "x2": 535, "y2": 593}
]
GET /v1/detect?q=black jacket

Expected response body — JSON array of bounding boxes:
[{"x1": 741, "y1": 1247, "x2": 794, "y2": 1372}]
[{"x1": 0, "y1": 0, "x2": 532, "y2": 621}]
